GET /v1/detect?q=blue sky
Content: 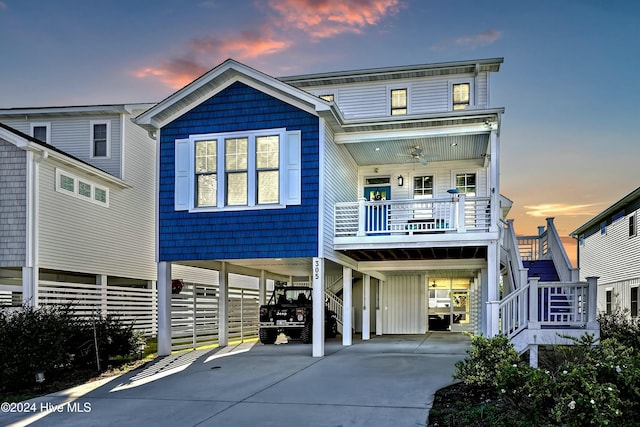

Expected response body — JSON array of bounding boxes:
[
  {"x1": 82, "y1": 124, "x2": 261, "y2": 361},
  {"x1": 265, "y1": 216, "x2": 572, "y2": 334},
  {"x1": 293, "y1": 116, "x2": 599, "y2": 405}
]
[{"x1": 1, "y1": 0, "x2": 638, "y2": 260}]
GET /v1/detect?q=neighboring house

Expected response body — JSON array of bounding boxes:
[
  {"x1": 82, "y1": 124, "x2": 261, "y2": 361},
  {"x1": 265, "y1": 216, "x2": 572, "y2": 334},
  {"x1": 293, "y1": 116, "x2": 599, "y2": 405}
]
[
  {"x1": 0, "y1": 106, "x2": 260, "y2": 339},
  {"x1": 571, "y1": 186, "x2": 640, "y2": 315},
  {"x1": 134, "y1": 58, "x2": 599, "y2": 361}
]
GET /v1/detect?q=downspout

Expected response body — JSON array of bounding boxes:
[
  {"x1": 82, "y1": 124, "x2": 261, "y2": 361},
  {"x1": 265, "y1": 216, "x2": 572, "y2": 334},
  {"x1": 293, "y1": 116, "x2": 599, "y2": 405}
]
[{"x1": 24, "y1": 149, "x2": 48, "y2": 307}]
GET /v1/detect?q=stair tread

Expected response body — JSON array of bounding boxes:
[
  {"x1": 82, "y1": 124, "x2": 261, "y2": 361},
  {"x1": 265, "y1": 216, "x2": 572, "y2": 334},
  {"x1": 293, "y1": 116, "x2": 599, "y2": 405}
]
[{"x1": 523, "y1": 260, "x2": 560, "y2": 281}]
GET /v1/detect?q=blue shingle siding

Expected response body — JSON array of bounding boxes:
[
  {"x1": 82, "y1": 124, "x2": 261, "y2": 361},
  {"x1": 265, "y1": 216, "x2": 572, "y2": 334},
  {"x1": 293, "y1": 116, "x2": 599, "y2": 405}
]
[{"x1": 158, "y1": 82, "x2": 319, "y2": 262}]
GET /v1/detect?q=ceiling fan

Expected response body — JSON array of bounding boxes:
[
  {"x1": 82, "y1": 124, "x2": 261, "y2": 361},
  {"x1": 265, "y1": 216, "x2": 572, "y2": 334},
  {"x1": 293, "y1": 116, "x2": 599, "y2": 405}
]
[{"x1": 398, "y1": 145, "x2": 429, "y2": 165}]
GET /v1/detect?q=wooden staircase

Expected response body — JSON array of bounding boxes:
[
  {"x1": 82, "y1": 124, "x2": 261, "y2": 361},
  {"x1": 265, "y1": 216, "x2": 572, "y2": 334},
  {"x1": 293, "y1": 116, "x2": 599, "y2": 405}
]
[{"x1": 497, "y1": 218, "x2": 600, "y2": 366}]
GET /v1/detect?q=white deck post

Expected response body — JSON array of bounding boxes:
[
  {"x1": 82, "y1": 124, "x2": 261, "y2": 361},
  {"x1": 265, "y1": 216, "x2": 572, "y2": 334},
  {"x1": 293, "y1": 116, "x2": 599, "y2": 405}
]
[
  {"x1": 357, "y1": 198, "x2": 366, "y2": 236},
  {"x1": 362, "y1": 274, "x2": 371, "y2": 340},
  {"x1": 586, "y1": 276, "x2": 599, "y2": 323},
  {"x1": 157, "y1": 261, "x2": 172, "y2": 356},
  {"x1": 529, "y1": 277, "x2": 540, "y2": 327},
  {"x1": 97, "y1": 274, "x2": 108, "y2": 317},
  {"x1": 342, "y1": 266, "x2": 353, "y2": 346},
  {"x1": 312, "y1": 257, "x2": 325, "y2": 357},
  {"x1": 457, "y1": 193, "x2": 466, "y2": 233},
  {"x1": 529, "y1": 345, "x2": 539, "y2": 368},
  {"x1": 219, "y1": 262, "x2": 228, "y2": 347},
  {"x1": 376, "y1": 280, "x2": 383, "y2": 336}
]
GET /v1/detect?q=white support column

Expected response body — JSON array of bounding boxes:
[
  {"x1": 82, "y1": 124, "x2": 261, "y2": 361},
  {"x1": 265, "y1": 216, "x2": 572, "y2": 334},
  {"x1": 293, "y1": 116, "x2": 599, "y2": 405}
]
[
  {"x1": 376, "y1": 280, "x2": 383, "y2": 336},
  {"x1": 157, "y1": 261, "x2": 172, "y2": 356},
  {"x1": 312, "y1": 257, "x2": 325, "y2": 357},
  {"x1": 486, "y1": 241, "x2": 500, "y2": 335},
  {"x1": 342, "y1": 266, "x2": 352, "y2": 346},
  {"x1": 219, "y1": 262, "x2": 229, "y2": 347},
  {"x1": 362, "y1": 274, "x2": 371, "y2": 340},
  {"x1": 259, "y1": 270, "x2": 267, "y2": 305},
  {"x1": 489, "y1": 129, "x2": 500, "y2": 233},
  {"x1": 151, "y1": 280, "x2": 157, "y2": 336},
  {"x1": 21, "y1": 267, "x2": 36, "y2": 307},
  {"x1": 529, "y1": 277, "x2": 539, "y2": 327},
  {"x1": 97, "y1": 274, "x2": 108, "y2": 317},
  {"x1": 529, "y1": 345, "x2": 539, "y2": 368}
]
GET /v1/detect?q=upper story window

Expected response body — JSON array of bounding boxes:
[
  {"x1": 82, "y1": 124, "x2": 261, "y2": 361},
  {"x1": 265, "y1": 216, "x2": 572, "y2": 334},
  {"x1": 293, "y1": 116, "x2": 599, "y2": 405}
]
[
  {"x1": 390, "y1": 88, "x2": 407, "y2": 115},
  {"x1": 55, "y1": 168, "x2": 109, "y2": 207},
  {"x1": 413, "y1": 175, "x2": 434, "y2": 199},
  {"x1": 30, "y1": 122, "x2": 50, "y2": 144},
  {"x1": 90, "y1": 120, "x2": 110, "y2": 158},
  {"x1": 452, "y1": 83, "x2": 471, "y2": 110},
  {"x1": 630, "y1": 213, "x2": 637, "y2": 238},
  {"x1": 175, "y1": 128, "x2": 301, "y2": 212},
  {"x1": 456, "y1": 173, "x2": 476, "y2": 196},
  {"x1": 600, "y1": 221, "x2": 607, "y2": 235},
  {"x1": 319, "y1": 94, "x2": 334, "y2": 102}
]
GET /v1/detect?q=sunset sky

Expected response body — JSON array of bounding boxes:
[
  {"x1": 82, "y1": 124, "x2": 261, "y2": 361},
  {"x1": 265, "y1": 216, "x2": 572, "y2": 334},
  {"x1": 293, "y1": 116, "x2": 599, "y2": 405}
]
[{"x1": 1, "y1": 0, "x2": 638, "y2": 264}]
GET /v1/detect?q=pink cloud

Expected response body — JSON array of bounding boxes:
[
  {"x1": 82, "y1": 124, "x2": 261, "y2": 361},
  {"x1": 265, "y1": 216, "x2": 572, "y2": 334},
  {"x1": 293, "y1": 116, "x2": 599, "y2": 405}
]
[
  {"x1": 0, "y1": 2, "x2": 6, "y2": 9},
  {"x1": 133, "y1": 0, "x2": 400, "y2": 89},
  {"x1": 267, "y1": 0, "x2": 402, "y2": 39}
]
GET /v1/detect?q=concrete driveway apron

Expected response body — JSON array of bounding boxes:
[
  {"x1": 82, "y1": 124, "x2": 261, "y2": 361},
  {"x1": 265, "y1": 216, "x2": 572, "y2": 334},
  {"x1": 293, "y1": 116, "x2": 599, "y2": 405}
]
[{"x1": 1, "y1": 333, "x2": 470, "y2": 427}]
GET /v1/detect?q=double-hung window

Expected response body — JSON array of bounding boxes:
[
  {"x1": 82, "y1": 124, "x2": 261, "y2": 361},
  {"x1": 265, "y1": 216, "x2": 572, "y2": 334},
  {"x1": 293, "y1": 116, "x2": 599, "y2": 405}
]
[
  {"x1": 452, "y1": 83, "x2": 471, "y2": 110},
  {"x1": 175, "y1": 128, "x2": 300, "y2": 211},
  {"x1": 90, "y1": 120, "x2": 110, "y2": 158},
  {"x1": 390, "y1": 88, "x2": 407, "y2": 115},
  {"x1": 629, "y1": 213, "x2": 637, "y2": 238}
]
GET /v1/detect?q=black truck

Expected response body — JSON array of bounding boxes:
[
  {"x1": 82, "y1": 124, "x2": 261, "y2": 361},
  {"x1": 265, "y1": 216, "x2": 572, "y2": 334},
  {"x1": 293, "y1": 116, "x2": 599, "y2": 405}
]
[{"x1": 258, "y1": 285, "x2": 338, "y2": 344}]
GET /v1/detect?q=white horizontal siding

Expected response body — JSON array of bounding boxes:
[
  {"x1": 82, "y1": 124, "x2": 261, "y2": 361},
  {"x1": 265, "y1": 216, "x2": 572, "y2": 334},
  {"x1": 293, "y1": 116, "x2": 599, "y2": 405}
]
[
  {"x1": 306, "y1": 72, "x2": 488, "y2": 119},
  {"x1": 38, "y1": 117, "x2": 156, "y2": 280},
  {"x1": 580, "y1": 211, "x2": 640, "y2": 284},
  {"x1": 2, "y1": 116, "x2": 122, "y2": 178},
  {"x1": 358, "y1": 160, "x2": 489, "y2": 200},
  {"x1": 321, "y1": 123, "x2": 358, "y2": 260}
]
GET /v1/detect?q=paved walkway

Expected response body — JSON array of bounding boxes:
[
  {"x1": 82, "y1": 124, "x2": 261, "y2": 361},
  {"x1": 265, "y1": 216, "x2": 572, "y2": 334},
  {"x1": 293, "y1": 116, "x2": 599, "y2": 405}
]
[{"x1": 1, "y1": 333, "x2": 470, "y2": 427}]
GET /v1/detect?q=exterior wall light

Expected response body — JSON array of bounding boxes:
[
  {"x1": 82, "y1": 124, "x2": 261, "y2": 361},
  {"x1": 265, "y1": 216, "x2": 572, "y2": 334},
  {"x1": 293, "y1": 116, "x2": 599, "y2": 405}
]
[{"x1": 397, "y1": 175, "x2": 404, "y2": 187}]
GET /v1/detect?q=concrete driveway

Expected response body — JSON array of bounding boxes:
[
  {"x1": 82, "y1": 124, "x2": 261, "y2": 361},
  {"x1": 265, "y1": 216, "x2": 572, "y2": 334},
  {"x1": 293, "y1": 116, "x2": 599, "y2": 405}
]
[{"x1": 2, "y1": 333, "x2": 470, "y2": 427}]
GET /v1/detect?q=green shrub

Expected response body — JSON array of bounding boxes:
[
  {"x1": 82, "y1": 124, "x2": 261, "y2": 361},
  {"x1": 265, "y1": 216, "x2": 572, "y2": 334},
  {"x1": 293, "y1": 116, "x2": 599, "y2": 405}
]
[
  {"x1": 453, "y1": 334, "x2": 521, "y2": 389},
  {"x1": 0, "y1": 304, "x2": 141, "y2": 393},
  {"x1": 598, "y1": 309, "x2": 640, "y2": 352}
]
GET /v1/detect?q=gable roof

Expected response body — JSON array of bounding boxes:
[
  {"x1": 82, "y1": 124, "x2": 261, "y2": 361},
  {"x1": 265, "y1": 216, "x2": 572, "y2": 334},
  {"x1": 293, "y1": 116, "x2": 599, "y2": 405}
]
[
  {"x1": 571, "y1": 185, "x2": 640, "y2": 236},
  {"x1": 134, "y1": 59, "x2": 331, "y2": 132},
  {"x1": 0, "y1": 122, "x2": 129, "y2": 188}
]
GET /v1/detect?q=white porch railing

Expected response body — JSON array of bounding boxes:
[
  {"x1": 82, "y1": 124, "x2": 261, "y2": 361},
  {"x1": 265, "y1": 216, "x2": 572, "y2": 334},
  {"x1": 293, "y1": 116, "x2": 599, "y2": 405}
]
[
  {"x1": 498, "y1": 277, "x2": 598, "y2": 339},
  {"x1": 334, "y1": 195, "x2": 491, "y2": 237}
]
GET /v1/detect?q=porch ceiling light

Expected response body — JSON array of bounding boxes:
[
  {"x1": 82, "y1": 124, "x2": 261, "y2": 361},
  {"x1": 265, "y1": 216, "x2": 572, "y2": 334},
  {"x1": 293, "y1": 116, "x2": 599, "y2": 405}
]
[{"x1": 397, "y1": 175, "x2": 404, "y2": 187}]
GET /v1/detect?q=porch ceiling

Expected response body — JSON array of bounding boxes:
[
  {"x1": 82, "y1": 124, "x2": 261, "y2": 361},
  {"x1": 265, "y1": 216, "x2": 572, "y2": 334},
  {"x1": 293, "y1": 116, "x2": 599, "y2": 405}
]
[
  {"x1": 343, "y1": 134, "x2": 488, "y2": 166},
  {"x1": 339, "y1": 245, "x2": 487, "y2": 262}
]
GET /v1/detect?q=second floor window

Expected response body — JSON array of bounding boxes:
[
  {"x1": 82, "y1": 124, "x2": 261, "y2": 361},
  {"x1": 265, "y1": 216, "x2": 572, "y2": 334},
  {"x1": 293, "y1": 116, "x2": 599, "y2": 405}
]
[
  {"x1": 390, "y1": 88, "x2": 407, "y2": 115},
  {"x1": 630, "y1": 214, "x2": 637, "y2": 237},
  {"x1": 413, "y1": 175, "x2": 434, "y2": 198},
  {"x1": 456, "y1": 173, "x2": 476, "y2": 196},
  {"x1": 31, "y1": 123, "x2": 50, "y2": 143},
  {"x1": 91, "y1": 121, "x2": 110, "y2": 158},
  {"x1": 452, "y1": 83, "x2": 470, "y2": 110}
]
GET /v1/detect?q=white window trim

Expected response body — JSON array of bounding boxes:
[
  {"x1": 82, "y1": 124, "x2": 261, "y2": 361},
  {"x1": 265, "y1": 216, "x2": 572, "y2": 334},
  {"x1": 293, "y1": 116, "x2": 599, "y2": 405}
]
[
  {"x1": 451, "y1": 170, "x2": 479, "y2": 197},
  {"x1": 187, "y1": 128, "x2": 290, "y2": 212},
  {"x1": 90, "y1": 120, "x2": 111, "y2": 159},
  {"x1": 388, "y1": 85, "x2": 410, "y2": 116},
  {"x1": 448, "y1": 79, "x2": 474, "y2": 111},
  {"x1": 55, "y1": 168, "x2": 109, "y2": 207},
  {"x1": 30, "y1": 122, "x2": 51, "y2": 144}
]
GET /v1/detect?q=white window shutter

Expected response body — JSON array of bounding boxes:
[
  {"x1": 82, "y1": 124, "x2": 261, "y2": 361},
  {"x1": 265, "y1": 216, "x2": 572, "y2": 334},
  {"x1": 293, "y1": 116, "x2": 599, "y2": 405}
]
[
  {"x1": 285, "y1": 130, "x2": 302, "y2": 205},
  {"x1": 174, "y1": 138, "x2": 190, "y2": 211}
]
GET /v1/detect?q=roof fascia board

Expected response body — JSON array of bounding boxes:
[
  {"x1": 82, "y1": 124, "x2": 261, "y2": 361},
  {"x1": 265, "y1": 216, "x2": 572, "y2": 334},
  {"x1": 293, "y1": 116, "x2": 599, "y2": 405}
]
[
  {"x1": 0, "y1": 126, "x2": 130, "y2": 188},
  {"x1": 0, "y1": 104, "x2": 153, "y2": 118},
  {"x1": 135, "y1": 60, "x2": 330, "y2": 130},
  {"x1": 280, "y1": 58, "x2": 504, "y2": 86}
]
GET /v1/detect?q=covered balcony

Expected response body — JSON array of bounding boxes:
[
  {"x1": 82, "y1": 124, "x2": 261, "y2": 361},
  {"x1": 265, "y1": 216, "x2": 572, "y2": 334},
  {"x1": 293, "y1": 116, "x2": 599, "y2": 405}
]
[{"x1": 334, "y1": 193, "x2": 494, "y2": 249}]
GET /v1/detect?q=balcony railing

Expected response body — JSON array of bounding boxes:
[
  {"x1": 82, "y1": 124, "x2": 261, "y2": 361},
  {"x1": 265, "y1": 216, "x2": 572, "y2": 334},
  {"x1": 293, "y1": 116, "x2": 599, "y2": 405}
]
[{"x1": 334, "y1": 195, "x2": 491, "y2": 237}]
